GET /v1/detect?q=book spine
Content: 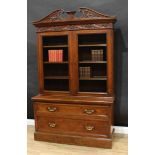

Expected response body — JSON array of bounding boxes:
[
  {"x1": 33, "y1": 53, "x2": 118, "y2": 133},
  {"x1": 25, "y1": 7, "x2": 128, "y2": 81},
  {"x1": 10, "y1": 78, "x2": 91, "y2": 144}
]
[
  {"x1": 84, "y1": 67, "x2": 86, "y2": 78},
  {"x1": 56, "y1": 50, "x2": 58, "y2": 62},
  {"x1": 61, "y1": 50, "x2": 63, "y2": 62},
  {"x1": 58, "y1": 50, "x2": 60, "y2": 62},
  {"x1": 91, "y1": 50, "x2": 95, "y2": 61},
  {"x1": 100, "y1": 50, "x2": 103, "y2": 61},
  {"x1": 54, "y1": 50, "x2": 56, "y2": 62},
  {"x1": 94, "y1": 50, "x2": 97, "y2": 61},
  {"x1": 52, "y1": 50, "x2": 54, "y2": 62},
  {"x1": 88, "y1": 67, "x2": 91, "y2": 78},
  {"x1": 57, "y1": 50, "x2": 60, "y2": 62},
  {"x1": 97, "y1": 50, "x2": 100, "y2": 61},
  {"x1": 51, "y1": 50, "x2": 53, "y2": 62},
  {"x1": 80, "y1": 67, "x2": 82, "y2": 78},
  {"x1": 82, "y1": 67, "x2": 84, "y2": 77},
  {"x1": 84, "y1": 67, "x2": 86, "y2": 77}
]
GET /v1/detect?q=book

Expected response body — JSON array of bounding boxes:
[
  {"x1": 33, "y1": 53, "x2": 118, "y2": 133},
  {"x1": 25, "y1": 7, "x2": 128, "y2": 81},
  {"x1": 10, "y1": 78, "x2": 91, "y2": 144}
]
[
  {"x1": 91, "y1": 50, "x2": 95, "y2": 61},
  {"x1": 97, "y1": 50, "x2": 100, "y2": 61},
  {"x1": 48, "y1": 50, "x2": 51, "y2": 62},
  {"x1": 100, "y1": 49, "x2": 103, "y2": 61},
  {"x1": 48, "y1": 49, "x2": 63, "y2": 62},
  {"x1": 60, "y1": 50, "x2": 63, "y2": 62},
  {"x1": 80, "y1": 67, "x2": 91, "y2": 78}
]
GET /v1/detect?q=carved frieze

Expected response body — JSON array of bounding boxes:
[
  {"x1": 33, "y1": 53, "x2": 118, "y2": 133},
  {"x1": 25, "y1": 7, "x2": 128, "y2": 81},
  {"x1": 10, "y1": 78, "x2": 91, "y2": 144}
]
[{"x1": 36, "y1": 23, "x2": 113, "y2": 32}]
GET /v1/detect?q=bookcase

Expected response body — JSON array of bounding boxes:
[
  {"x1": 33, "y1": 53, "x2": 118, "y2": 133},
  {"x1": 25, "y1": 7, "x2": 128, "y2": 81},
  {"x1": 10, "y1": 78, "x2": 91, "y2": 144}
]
[{"x1": 32, "y1": 7, "x2": 116, "y2": 148}]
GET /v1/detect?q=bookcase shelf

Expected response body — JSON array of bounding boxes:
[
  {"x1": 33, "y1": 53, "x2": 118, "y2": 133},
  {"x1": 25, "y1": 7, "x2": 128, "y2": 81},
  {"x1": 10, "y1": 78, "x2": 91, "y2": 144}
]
[
  {"x1": 79, "y1": 61, "x2": 107, "y2": 64},
  {"x1": 43, "y1": 45, "x2": 68, "y2": 48},
  {"x1": 79, "y1": 77, "x2": 107, "y2": 80},
  {"x1": 44, "y1": 76, "x2": 69, "y2": 79},
  {"x1": 79, "y1": 44, "x2": 107, "y2": 47},
  {"x1": 44, "y1": 61, "x2": 68, "y2": 64}
]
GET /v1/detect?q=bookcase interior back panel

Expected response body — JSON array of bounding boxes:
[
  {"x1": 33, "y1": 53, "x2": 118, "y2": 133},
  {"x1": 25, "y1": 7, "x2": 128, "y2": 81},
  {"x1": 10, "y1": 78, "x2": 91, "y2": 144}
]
[
  {"x1": 42, "y1": 35, "x2": 69, "y2": 91},
  {"x1": 78, "y1": 33, "x2": 107, "y2": 93}
]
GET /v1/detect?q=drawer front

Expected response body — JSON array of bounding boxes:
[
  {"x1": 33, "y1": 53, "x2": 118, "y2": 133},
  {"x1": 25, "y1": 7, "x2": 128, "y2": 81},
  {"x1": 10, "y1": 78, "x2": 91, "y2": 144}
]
[
  {"x1": 36, "y1": 116, "x2": 110, "y2": 136},
  {"x1": 34, "y1": 102, "x2": 111, "y2": 120}
]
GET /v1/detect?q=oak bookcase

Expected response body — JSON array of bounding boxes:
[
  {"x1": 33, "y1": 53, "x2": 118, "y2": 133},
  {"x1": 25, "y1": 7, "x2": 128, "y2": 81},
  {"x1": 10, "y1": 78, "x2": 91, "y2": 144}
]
[{"x1": 32, "y1": 7, "x2": 116, "y2": 148}]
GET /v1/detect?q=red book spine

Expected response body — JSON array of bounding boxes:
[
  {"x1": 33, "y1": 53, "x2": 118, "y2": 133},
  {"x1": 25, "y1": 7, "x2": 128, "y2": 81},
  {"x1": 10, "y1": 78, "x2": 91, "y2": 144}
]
[
  {"x1": 51, "y1": 50, "x2": 54, "y2": 62},
  {"x1": 57, "y1": 50, "x2": 59, "y2": 62},
  {"x1": 61, "y1": 50, "x2": 63, "y2": 62},
  {"x1": 56, "y1": 50, "x2": 59, "y2": 62},
  {"x1": 59, "y1": 50, "x2": 61, "y2": 62},
  {"x1": 55, "y1": 50, "x2": 57, "y2": 62},
  {"x1": 54, "y1": 50, "x2": 56, "y2": 62}
]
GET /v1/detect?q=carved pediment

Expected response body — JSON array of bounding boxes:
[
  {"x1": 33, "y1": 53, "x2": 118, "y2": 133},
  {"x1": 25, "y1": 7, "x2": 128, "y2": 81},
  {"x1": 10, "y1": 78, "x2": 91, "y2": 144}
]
[{"x1": 33, "y1": 7, "x2": 116, "y2": 27}]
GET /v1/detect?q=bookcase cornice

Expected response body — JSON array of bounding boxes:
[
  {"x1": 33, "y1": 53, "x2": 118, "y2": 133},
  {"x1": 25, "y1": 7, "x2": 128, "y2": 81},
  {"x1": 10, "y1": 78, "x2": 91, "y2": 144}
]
[{"x1": 32, "y1": 7, "x2": 116, "y2": 31}]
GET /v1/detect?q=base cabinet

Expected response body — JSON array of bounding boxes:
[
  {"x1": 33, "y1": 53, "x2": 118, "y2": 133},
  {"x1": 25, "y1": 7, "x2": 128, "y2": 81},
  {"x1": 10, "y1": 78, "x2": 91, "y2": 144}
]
[{"x1": 33, "y1": 100, "x2": 114, "y2": 148}]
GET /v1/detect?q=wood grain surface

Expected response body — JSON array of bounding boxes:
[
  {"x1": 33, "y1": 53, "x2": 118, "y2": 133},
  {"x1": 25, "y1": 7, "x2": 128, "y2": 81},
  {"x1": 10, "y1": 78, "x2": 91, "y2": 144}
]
[{"x1": 27, "y1": 125, "x2": 128, "y2": 155}]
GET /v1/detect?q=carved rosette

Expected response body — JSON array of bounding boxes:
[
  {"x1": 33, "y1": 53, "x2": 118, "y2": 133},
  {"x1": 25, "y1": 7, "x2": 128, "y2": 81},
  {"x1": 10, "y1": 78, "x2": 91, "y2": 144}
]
[{"x1": 36, "y1": 23, "x2": 113, "y2": 32}]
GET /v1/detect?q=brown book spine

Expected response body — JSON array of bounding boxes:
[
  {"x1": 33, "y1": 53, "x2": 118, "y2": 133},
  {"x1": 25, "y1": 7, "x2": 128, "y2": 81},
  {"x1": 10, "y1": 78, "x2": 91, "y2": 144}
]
[
  {"x1": 100, "y1": 50, "x2": 103, "y2": 61},
  {"x1": 80, "y1": 67, "x2": 82, "y2": 78},
  {"x1": 95, "y1": 50, "x2": 97, "y2": 61},
  {"x1": 97, "y1": 50, "x2": 100, "y2": 61},
  {"x1": 85, "y1": 67, "x2": 88, "y2": 78},
  {"x1": 80, "y1": 67, "x2": 84, "y2": 78},
  {"x1": 91, "y1": 50, "x2": 95, "y2": 61},
  {"x1": 83, "y1": 67, "x2": 85, "y2": 77},
  {"x1": 88, "y1": 67, "x2": 91, "y2": 78}
]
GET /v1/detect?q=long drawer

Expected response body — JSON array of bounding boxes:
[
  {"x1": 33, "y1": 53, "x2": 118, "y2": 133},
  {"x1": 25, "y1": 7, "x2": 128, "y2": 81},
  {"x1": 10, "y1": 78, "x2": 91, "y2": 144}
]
[
  {"x1": 34, "y1": 102, "x2": 111, "y2": 121},
  {"x1": 36, "y1": 116, "x2": 110, "y2": 136}
]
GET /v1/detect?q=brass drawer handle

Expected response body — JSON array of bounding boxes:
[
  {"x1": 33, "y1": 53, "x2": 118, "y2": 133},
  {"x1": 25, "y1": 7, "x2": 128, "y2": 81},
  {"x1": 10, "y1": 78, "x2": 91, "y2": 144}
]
[
  {"x1": 85, "y1": 125, "x2": 94, "y2": 131},
  {"x1": 47, "y1": 107, "x2": 57, "y2": 112},
  {"x1": 48, "y1": 122, "x2": 56, "y2": 128},
  {"x1": 84, "y1": 109, "x2": 95, "y2": 115}
]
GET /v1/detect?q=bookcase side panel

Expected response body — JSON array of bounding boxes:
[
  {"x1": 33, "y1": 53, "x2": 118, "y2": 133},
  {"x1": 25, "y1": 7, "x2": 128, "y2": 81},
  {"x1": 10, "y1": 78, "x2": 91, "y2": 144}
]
[
  {"x1": 37, "y1": 33, "x2": 44, "y2": 93},
  {"x1": 107, "y1": 30, "x2": 114, "y2": 95}
]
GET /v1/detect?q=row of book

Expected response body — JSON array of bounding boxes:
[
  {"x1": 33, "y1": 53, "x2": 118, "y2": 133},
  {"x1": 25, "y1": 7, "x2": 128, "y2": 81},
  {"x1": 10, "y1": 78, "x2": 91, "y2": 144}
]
[
  {"x1": 91, "y1": 50, "x2": 104, "y2": 61},
  {"x1": 79, "y1": 67, "x2": 91, "y2": 78},
  {"x1": 48, "y1": 50, "x2": 63, "y2": 62}
]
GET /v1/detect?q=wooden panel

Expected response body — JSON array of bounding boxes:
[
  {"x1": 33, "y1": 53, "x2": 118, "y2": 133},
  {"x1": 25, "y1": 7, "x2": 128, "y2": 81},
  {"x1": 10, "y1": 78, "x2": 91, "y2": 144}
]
[
  {"x1": 68, "y1": 32, "x2": 79, "y2": 94},
  {"x1": 36, "y1": 116, "x2": 110, "y2": 136},
  {"x1": 37, "y1": 34, "x2": 44, "y2": 93},
  {"x1": 107, "y1": 30, "x2": 114, "y2": 94},
  {"x1": 34, "y1": 131, "x2": 112, "y2": 148}
]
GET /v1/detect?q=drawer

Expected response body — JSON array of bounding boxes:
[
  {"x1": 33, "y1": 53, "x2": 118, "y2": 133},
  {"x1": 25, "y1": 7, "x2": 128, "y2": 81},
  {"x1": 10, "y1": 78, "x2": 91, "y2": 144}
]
[
  {"x1": 34, "y1": 102, "x2": 111, "y2": 120},
  {"x1": 36, "y1": 116, "x2": 110, "y2": 136}
]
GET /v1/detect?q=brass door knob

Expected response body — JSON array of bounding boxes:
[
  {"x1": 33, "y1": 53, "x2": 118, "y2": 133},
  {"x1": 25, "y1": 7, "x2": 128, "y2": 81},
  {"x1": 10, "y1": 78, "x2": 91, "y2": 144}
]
[
  {"x1": 47, "y1": 107, "x2": 57, "y2": 112},
  {"x1": 85, "y1": 125, "x2": 94, "y2": 131},
  {"x1": 48, "y1": 122, "x2": 56, "y2": 128},
  {"x1": 84, "y1": 109, "x2": 95, "y2": 115}
]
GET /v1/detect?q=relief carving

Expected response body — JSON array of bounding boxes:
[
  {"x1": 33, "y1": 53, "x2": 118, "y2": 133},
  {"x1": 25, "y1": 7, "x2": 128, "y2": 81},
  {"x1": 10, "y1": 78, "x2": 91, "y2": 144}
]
[{"x1": 36, "y1": 23, "x2": 112, "y2": 32}]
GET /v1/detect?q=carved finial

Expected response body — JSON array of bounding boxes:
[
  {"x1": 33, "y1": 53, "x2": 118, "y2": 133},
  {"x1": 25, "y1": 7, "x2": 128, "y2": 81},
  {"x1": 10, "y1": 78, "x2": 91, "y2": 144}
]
[{"x1": 65, "y1": 11, "x2": 76, "y2": 19}]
